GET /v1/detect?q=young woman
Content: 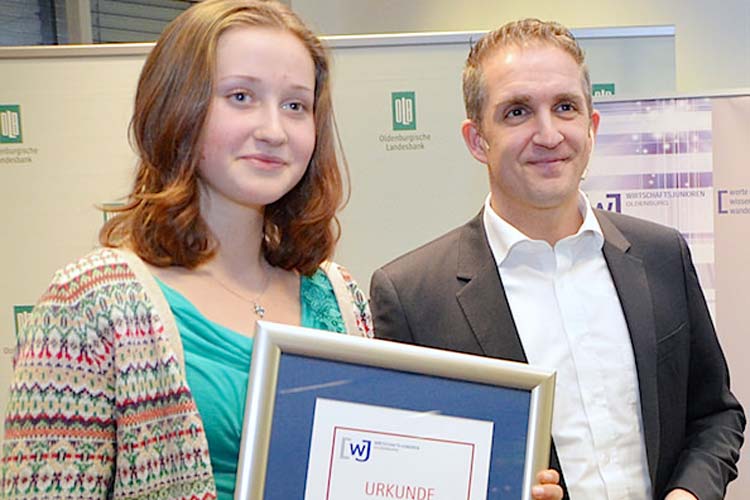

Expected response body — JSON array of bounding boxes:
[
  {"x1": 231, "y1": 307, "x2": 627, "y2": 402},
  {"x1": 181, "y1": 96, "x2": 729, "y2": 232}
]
[
  {"x1": 2, "y1": 1, "x2": 370, "y2": 499},
  {"x1": 2, "y1": 1, "x2": 562, "y2": 499}
]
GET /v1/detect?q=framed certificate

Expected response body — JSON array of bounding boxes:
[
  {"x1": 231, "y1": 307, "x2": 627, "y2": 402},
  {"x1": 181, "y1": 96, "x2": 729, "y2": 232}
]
[{"x1": 235, "y1": 321, "x2": 555, "y2": 500}]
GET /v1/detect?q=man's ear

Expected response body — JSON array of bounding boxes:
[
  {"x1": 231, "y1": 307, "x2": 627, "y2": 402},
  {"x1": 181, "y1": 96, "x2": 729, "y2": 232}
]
[
  {"x1": 461, "y1": 119, "x2": 489, "y2": 164},
  {"x1": 590, "y1": 109, "x2": 601, "y2": 139}
]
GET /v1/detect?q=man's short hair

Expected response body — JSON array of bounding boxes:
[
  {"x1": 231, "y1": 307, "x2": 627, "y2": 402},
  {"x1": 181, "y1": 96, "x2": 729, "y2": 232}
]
[{"x1": 462, "y1": 18, "x2": 592, "y2": 126}]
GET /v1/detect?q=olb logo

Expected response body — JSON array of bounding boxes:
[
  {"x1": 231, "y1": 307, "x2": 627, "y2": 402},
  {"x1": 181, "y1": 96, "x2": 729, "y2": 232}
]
[
  {"x1": 392, "y1": 92, "x2": 416, "y2": 131},
  {"x1": 14, "y1": 305, "x2": 34, "y2": 339},
  {"x1": 592, "y1": 83, "x2": 616, "y2": 97},
  {"x1": 0, "y1": 105, "x2": 22, "y2": 144}
]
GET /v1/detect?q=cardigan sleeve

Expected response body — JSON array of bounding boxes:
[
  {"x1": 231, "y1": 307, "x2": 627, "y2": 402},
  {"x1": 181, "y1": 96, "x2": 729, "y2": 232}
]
[
  {"x1": 2, "y1": 260, "x2": 118, "y2": 499},
  {"x1": 2, "y1": 249, "x2": 218, "y2": 500}
]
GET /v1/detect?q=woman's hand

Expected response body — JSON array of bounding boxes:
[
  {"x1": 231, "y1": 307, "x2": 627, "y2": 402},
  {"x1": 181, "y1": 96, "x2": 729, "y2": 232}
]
[{"x1": 531, "y1": 469, "x2": 563, "y2": 500}]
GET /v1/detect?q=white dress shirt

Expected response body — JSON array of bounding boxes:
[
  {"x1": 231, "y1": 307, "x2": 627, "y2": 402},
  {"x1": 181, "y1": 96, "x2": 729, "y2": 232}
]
[{"x1": 483, "y1": 193, "x2": 652, "y2": 499}]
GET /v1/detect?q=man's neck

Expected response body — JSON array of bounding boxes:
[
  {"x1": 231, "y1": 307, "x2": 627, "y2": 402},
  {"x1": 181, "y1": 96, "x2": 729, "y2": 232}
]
[{"x1": 489, "y1": 197, "x2": 584, "y2": 246}]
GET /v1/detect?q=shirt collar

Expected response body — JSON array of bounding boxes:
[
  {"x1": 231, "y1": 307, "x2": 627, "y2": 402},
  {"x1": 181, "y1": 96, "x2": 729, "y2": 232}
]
[{"x1": 483, "y1": 192, "x2": 605, "y2": 268}]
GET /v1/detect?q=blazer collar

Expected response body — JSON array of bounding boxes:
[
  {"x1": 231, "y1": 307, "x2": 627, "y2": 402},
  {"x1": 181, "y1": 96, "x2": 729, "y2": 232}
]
[
  {"x1": 595, "y1": 210, "x2": 660, "y2": 483},
  {"x1": 457, "y1": 208, "x2": 660, "y2": 484},
  {"x1": 455, "y1": 210, "x2": 527, "y2": 363}
]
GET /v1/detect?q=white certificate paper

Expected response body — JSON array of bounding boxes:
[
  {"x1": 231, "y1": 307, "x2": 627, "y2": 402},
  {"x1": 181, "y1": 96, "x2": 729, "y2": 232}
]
[{"x1": 304, "y1": 398, "x2": 494, "y2": 500}]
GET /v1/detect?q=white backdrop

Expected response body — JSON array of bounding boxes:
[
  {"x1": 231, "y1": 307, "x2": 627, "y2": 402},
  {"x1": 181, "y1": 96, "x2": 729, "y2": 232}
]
[
  {"x1": 329, "y1": 28, "x2": 676, "y2": 280},
  {"x1": 8, "y1": 26, "x2": 748, "y2": 498}
]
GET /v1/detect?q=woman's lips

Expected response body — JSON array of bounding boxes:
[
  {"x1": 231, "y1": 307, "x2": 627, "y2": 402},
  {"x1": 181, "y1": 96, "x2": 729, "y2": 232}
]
[{"x1": 240, "y1": 153, "x2": 285, "y2": 170}]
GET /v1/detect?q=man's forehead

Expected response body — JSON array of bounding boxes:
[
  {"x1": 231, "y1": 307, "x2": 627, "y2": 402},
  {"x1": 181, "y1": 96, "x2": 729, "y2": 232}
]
[
  {"x1": 482, "y1": 48, "x2": 582, "y2": 86},
  {"x1": 481, "y1": 40, "x2": 578, "y2": 66}
]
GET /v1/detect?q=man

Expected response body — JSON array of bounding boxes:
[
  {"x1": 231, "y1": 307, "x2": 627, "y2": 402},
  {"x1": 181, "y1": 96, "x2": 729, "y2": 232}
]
[{"x1": 370, "y1": 19, "x2": 745, "y2": 500}]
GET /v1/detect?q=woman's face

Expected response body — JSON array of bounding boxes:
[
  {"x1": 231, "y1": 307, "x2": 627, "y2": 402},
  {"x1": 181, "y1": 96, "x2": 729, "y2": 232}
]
[{"x1": 197, "y1": 26, "x2": 316, "y2": 215}]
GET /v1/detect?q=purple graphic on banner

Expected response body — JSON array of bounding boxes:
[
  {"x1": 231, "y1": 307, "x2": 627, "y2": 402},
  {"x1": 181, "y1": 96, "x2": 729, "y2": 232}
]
[
  {"x1": 595, "y1": 131, "x2": 712, "y2": 156},
  {"x1": 584, "y1": 172, "x2": 712, "y2": 191},
  {"x1": 585, "y1": 97, "x2": 716, "y2": 317}
]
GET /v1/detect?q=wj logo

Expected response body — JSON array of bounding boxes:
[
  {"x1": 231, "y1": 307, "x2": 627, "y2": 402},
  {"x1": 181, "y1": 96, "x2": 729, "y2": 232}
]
[
  {"x1": 594, "y1": 193, "x2": 622, "y2": 213},
  {"x1": 0, "y1": 105, "x2": 22, "y2": 144},
  {"x1": 340, "y1": 438, "x2": 371, "y2": 462},
  {"x1": 391, "y1": 92, "x2": 416, "y2": 131}
]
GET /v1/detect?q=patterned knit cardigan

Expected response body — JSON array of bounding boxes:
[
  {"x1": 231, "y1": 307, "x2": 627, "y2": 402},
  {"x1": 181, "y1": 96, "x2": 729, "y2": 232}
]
[{"x1": 1, "y1": 248, "x2": 373, "y2": 499}]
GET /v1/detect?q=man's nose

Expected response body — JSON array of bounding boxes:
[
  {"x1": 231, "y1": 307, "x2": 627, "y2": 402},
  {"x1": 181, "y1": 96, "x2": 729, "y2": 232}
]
[{"x1": 532, "y1": 113, "x2": 564, "y2": 148}]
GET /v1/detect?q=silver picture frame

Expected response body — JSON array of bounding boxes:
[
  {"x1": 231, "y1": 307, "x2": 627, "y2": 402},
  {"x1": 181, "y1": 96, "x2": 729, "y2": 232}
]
[{"x1": 235, "y1": 320, "x2": 556, "y2": 500}]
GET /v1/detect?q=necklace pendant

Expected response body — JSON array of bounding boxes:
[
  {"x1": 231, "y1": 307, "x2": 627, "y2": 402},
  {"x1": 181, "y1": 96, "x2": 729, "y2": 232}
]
[{"x1": 253, "y1": 302, "x2": 265, "y2": 318}]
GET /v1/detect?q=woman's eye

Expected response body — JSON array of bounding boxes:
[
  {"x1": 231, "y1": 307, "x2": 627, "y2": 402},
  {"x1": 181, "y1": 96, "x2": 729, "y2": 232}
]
[
  {"x1": 230, "y1": 91, "x2": 250, "y2": 103},
  {"x1": 285, "y1": 101, "x2": 306, "y2": 112}
]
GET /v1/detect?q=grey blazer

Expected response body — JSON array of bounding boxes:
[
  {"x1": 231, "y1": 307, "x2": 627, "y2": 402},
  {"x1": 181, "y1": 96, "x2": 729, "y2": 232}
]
[{"x1": 370, "y1": 209, "x2": 745, "y2": 500}]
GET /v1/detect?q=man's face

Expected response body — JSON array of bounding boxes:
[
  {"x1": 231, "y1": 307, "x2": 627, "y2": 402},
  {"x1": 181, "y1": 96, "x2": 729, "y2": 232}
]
[{"x1": 462, "y1": 44, "x2": 600, "y2": 225}]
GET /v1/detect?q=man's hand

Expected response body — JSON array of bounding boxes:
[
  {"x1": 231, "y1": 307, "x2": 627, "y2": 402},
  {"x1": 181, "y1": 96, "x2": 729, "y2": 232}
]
[
  {"x1": 531, "y1": 469, "x2": 563, "y2": 500},
  {"x1": 665, "y1": 488, "x2": 698, "y2": 500}
]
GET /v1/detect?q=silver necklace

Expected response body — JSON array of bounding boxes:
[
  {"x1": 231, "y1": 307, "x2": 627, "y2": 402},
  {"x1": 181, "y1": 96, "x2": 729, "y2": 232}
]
[{"x1": 209, "y1": 269, "x2": 271, "y2": 318}]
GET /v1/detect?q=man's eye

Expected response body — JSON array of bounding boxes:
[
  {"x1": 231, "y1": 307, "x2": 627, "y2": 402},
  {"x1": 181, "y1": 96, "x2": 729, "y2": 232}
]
[{"x1": 506, "y1": 108, "x2": 526, "y2": 118}]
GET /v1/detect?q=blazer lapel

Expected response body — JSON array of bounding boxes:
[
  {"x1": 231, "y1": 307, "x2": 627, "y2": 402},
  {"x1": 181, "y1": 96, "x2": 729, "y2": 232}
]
[
  {"x1": 456, "y1": 211, "x2": 566, "y2": 494},
  {"x1": 596, "y1": 210, "x2": 660, "y2": 484},
  {"x1": 455, "y1": 211, "x2": 527, "y2": 363}
]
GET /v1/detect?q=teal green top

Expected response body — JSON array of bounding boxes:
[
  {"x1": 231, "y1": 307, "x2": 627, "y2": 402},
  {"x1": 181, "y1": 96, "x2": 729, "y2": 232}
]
[{"x1": 156, "y1": 270, "x2": 346, "y2": 500}]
